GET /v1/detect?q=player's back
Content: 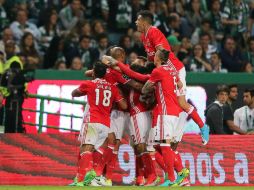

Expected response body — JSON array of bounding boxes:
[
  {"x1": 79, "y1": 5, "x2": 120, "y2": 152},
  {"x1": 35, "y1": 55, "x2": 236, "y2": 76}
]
[
  {"x1": 82, "y1": 78, "x2": 120, "y2": 127},
  {"x1": 151, "y1": 65, "x2": 181, "y2": 116}
]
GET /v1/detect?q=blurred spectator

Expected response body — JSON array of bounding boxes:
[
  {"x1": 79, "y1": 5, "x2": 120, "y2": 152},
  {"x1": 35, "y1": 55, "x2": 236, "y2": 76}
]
[
  {"x1": 70, "y1": 57, "x2": 83, "y2": 70},
  {"x1": 221, "y1": 0, "x2": 249, "y2": 48},
  {"x1": 187, "y1": 44, "x2": 212, "y2": 72},
  {"x1": 167, "y1": 35, "x2": 181, "y2": 56},
  {"x1": 119, "y1": 35, "x2": 133, "y2": 56},
  {"x1": 186, "y1": 0, "x2": 204, "y2": 32},
  {"x1": 39, "y1": 9, "x2": 60, "y2": 53},
  {"x1": 223, "y1": 84, "x2": 247, "y2": 134},
  {"x1": 131, "y1": 31, "x2": 146, "y2": 57},
  {"x1": 10, "y1": 9, "x2": 41, "y2": 42},
  {"x1": 243, "y1": 62, "x2": 253, "y2": 73},
  {"x1": 4, "y1": 40, "x2": 18, "y2": 61},
  {"x1": 54, "y1": 60, "x2": 67, "y2": 70},
  {"x1": 145, "y1": 0, "x2": 161, "y2": 27},
  {"x1": 199, "y1": 32, "x2": 217, "y2": 60},
  {"x1": 131, "y1": 0, "x2": 144, "y2": 27},
  {"x1": 205, "y1": 84, "x2": 229, "y2": 134},
  {"x1": 221, "y1": 36, "x2": 245, "y2": 72},
  {"x1": 178, "y1": 37, "x2": 192, "y2": 65},
  {"x1": 20, "y1": 32, "x2": 40, "y2": 69},
  {"x1": 0, "y1": 0, "x2": 9, "y2": 30},
  {"x1": 159, "y1": 13, "x2": 181, "y2": 38},
  {"x1": 128, "y1": 51, "x2": 138, "y2": 64},
  {"x1": 204, "y1": 0, "x2": 224, "y2": 45},
  {"x1": 0, "y1": 28, "x2": 20, "y2": 60},
  {"x1": 91, "y1": 19, "x2": 106, "y2": 44},
  {"x1": 43, "y1": 36, "x2": 67, "y2": 69},
  {"x1": 210, "y1": 52, "x2": 228, "y2": 73},
  {"x1": 95, "y1": 33, "x2": 109, "y2": 59},
  {"x1": 67, "y1": 35, "x2": 97, "y2": 70},
  {"x1": 234, "y1": 88, "x2": 254, "y2": 134},
  {"x1": 191, "y1": 19, "x2": 213, "y2": 45},
  {"x1": 243, "y1": 37, "x2": 254, "y2": 68},
  {"x1": 59, "y1": 0, "x2": 84, "y2": 31}
]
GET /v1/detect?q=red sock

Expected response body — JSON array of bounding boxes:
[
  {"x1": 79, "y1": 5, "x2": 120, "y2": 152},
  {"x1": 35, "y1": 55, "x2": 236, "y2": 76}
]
[
  {"x1": 150, "y1": 154, "x2": 157, "y2": 172},
  {"x1": 188, "y1": 106, "x2": 204, "y2": 128},
  {"x1": 136, "y1": 155, "x2": 144, "y2": 177},
  {"x1": 174, "y1": 151, "x2": 183, "y2": 173},
  {"x1": 106, "y1": 152, "x2": 117, "y2": 179},
  {"x1": 93, "y1": 150, "x2": 103, "y2": 169},
  {"x1": 77, "y1": 151, "x2": 93, "y2": 182},
  {"x1": 141, "y1": 152, "x2": 156, "y2": 179},
  {"x1": 160, "y1": 145, "x2": 175, "y2": 181},
  {"x1": 104, "y1": 144, "x2": 114, "y2": 163},
  {"x1": 155, "y1": 151, "x2": 166, "y2": 172}
]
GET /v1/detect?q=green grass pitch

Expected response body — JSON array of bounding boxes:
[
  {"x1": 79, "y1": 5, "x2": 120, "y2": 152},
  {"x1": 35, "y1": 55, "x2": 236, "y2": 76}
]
[{"x1": 0, "y1": 186, "x2": 254, "y2": 190}]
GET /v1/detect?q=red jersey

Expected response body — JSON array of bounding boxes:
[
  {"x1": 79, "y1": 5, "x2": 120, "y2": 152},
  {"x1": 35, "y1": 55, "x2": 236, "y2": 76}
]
[
  {"x1": 148, "y1": 65, "x2": 181, "y2": 116},
  {"x1": 104, "y1": 68, "x2": 130, "y2": 86},
  {"x1": 78, "y1": 78, "x2": 124, "y2": 127},
  {"x1": 140, "y1": 26, "x2": 184, "y2": 71},
  {"x1": 128, "y1": 89, "x2": 148, "y2": 116}
]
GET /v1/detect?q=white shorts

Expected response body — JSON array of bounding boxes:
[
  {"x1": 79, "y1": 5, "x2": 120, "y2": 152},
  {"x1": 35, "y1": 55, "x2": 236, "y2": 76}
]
[
  {"x1": 129, "y1": 112, "x2": 151, "y2": 145},
  {"x1": 177, "y1": 67, "x2": 187, "y2": 96},
  {"x1": 154, "y1": 115, "x2": 179, "y2": 142},
  {"x1": 78, "y1": 123, "x2": 109, "y2": 150},
  {"x1": 109, "y1": 110, "x2": 130, "y2": 139},
  {"x1": 174, "y1": 111, "x2": 188, "y2": 142}
]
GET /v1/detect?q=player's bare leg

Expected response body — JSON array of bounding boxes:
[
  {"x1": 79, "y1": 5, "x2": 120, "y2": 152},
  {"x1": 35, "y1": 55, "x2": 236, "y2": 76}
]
[{"x1": 177, "y1": 95, "x2": 209, "y2": 145}]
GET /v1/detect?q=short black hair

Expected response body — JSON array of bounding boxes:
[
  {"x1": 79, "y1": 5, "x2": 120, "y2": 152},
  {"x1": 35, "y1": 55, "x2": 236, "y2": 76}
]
[
  {"x1": 130, "y1": 64, "x2": 147, "y2": 74},
  {"x1": 216, "y1": 84, "x2": 229, "y2": 95},
  {"x1": 145, "y1": 62, "x2": 156, "y2": 74},
  {"x1": 158, "y1": 49, "x2": 169, "y2": 63},
  {"x1": 137, "y1": 10, "x2": 153, "y2": 24},
  {"x1": 79, "y1": 35, "x2": 91, "y2": 42},
  {"x1": 228, "y1": 84, "x2": 238, "y2": 90},
  {"x1": 211, "y1": 52, "x2": 221, "y2": 59},
  {"x1": 244, "y1": 88, "x2": 254, "y2": 98},
  {"x1": 93, "y1": 61, "x2": 107, "y2": 78}
]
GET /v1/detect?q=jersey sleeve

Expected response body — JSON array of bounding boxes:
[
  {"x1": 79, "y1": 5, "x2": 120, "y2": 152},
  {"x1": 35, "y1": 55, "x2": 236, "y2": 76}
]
[
  {"x1": 78, "y1": 81, "x2": 91, "y2": 95},
  {"x1": 112, "y1": 85, "x2": 124, "y2": 102},
  {"x1": 111, "y1": 69, "x2": 130, "y2": 84},
  {"x1": 148, "y1": 68, "x2": 161, "y2": 83},
  {"x1": 118, "y1": 62, "x2": 150, "y2": 82}
]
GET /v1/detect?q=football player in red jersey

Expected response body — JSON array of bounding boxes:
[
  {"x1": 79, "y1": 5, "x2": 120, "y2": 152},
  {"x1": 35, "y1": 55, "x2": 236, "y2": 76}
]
[
  {"x1": 69, "y1": 61, "x2": 127, "y2": 186},
  {"x1": 136, "y1": 10, "x2": 209, "y2": 145},
  {"x1": 142, "y1": 49, "x2": 190, "y2": 186}
]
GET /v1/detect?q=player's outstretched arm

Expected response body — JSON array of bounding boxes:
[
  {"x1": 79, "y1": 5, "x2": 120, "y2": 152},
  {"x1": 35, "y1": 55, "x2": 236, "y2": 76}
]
[
  {"x1": 142, "y1": 81, "x2": 155, "y2": 94},
  {"x1": 117, "y1": 98, "x2": 128, "y2": 110},
  {"x1": 117, "y1": 62, "x2": 150, "y2": 82},
  {"x1": 71, "y1": 88, "x2": 83, "y2": 97}
]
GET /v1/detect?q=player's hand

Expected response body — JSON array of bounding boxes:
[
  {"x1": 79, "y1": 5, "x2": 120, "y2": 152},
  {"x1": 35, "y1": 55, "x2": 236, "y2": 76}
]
[{"x1": 101, "y1": 55, "x2": 117, "y2": 67}]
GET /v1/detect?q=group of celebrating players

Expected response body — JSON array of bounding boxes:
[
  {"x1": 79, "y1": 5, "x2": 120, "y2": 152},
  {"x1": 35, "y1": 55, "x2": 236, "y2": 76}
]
[{"x1": 69, "y1": 10, "x2": 210, "y2": 187}]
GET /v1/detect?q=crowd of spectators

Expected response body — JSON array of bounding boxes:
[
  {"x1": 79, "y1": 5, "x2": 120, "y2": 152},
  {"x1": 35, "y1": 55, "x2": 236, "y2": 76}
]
[
  {"x1": 0, "y1": 0, "x2": 254, "y2": 73},
  {"x1": 205, "y1": 84, "x2": 254, "y2": 135}
]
